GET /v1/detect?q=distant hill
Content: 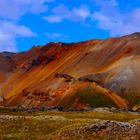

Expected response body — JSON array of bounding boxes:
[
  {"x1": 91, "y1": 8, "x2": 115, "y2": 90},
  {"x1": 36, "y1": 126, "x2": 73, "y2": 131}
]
[{"x1": 0, "y1": 33, "x2": 140, "y2": 110}]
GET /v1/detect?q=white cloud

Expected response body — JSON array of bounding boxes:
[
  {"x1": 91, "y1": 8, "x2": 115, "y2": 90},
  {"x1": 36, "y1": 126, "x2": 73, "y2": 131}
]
[
  {"x1": 44, "y1": 15, "x2": 63, "y2": 23},
  {"x1": 0, "y1": 0, "x2": 52, "y2": 21},
  {"x1": 45, "y1": 32, "x2": 69, "y2": 40},
  {"x1": 44, "y1": 4, "x2": 91, "y2": 23},
  {"x1": 0, "y1": 21, "x2": 36, "y2": 52},
  {"x1": 0, "y1": 21, "x2": 36, "y2": 37},
  {"x1": 72, "y1": 5, "x2": 90, "y2": 21},
  {"x1": 92, "y1": 0, "x2": 140, "y2": 36},
  {"x1": 0, "y1": 0, "x2": 54, "y2": 52},
  {"x1": 0, "y1": 32, "x2": 16, "y2": 52}
]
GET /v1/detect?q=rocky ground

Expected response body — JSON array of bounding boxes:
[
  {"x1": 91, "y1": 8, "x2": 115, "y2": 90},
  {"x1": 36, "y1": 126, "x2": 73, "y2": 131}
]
[
  {"x1": 49, "y1": 120, "x2": 140, "y2": 140},
  {"x1": 0, "y1": 108, "x2": 139, "y2": 140}
]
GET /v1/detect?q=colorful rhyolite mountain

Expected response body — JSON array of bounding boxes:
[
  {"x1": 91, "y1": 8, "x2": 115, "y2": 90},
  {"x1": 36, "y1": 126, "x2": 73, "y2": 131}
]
[{"x1": 1, "y1": 33, "x2": 140, "y2": 110}]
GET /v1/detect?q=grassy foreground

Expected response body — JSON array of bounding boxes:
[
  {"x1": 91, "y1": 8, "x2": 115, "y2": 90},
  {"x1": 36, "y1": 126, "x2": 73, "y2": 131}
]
[{"x1": 0, "y1": 110, "x2": 139, "y2": 140}]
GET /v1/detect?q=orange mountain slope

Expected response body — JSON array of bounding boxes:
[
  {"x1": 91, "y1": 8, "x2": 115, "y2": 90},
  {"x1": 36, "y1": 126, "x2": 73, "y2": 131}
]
[{"x1": 0, "y1": 33, "x2": 140, "y2": 109}]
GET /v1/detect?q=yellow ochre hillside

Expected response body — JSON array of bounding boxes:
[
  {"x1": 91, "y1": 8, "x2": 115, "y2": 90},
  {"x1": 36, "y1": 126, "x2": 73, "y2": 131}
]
[{"x1": 0, "y1": 33, "x2": 140, "y2": 110}]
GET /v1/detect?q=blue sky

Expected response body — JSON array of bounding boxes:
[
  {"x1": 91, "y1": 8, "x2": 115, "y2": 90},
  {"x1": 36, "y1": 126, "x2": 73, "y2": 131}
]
[{"x1": 0, "y1": 0, "x2": 140, "y2": 52}]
